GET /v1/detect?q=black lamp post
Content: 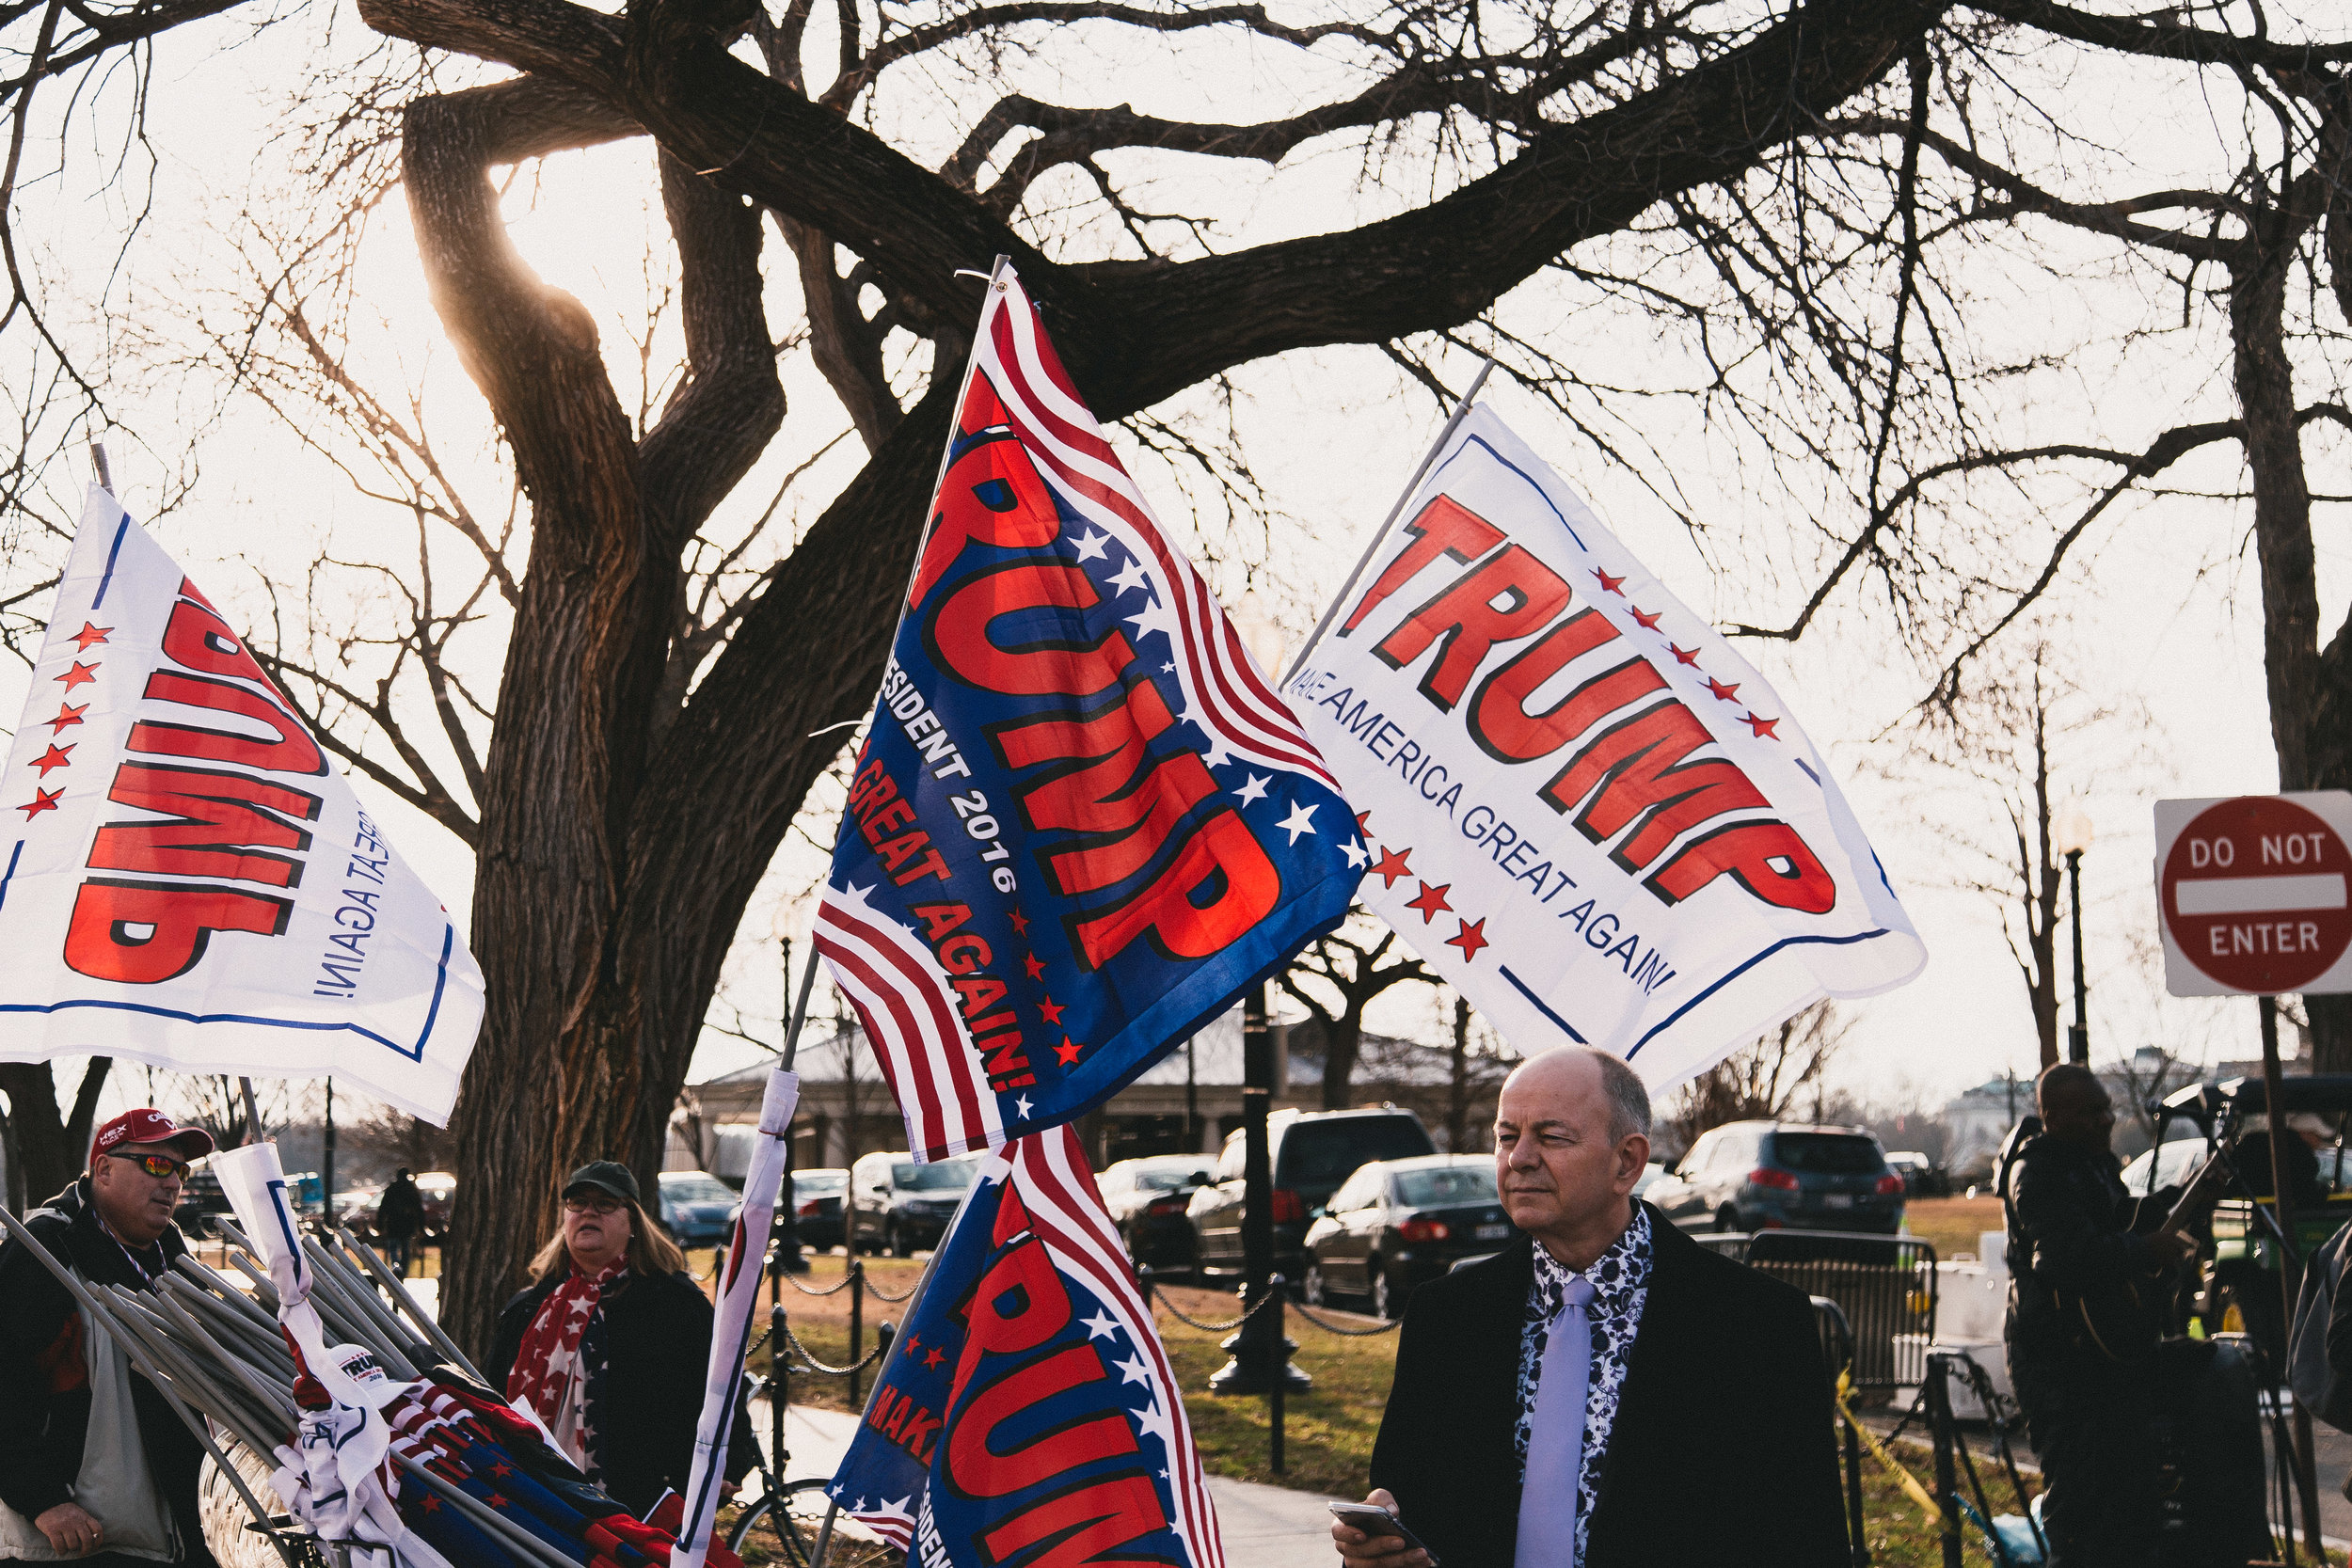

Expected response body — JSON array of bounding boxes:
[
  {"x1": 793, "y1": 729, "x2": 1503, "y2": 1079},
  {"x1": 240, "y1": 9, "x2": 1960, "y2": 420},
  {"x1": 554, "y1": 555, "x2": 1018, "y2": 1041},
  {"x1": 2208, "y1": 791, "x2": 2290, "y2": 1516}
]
[{"x1": 2055, "y1": 810, "x2": 2094, "y2": 1066}]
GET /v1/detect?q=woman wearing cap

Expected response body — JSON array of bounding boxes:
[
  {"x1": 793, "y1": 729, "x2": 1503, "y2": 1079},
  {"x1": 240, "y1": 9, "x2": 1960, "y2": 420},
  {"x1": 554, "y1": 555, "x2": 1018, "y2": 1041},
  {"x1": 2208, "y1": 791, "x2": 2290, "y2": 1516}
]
[{"x1": 487, "y1": 1163, "x2": 757, "y2": 1515}]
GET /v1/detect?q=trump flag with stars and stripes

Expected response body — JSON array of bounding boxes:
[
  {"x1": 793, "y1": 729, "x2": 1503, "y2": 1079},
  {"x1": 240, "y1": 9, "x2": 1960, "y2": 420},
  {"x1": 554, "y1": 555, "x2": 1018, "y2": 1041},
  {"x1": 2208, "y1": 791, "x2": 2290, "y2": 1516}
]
[
  {"x1": 815, "y1": 264, "x2": 1362, "y2": 1161},
  {"x1": 825, "y1": 1127, "x2": 1222, "y2": 1568}
]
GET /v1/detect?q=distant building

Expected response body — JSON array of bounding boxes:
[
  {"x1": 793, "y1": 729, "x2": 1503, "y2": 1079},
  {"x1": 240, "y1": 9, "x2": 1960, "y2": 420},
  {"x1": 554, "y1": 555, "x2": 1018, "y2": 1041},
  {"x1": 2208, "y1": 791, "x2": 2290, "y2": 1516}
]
[
  {"x1": 671, "y1": 1006, "x2": 1516, "y2": 1180},
  {"x1": 1940, "y1": 1044, "x2": 2257, "y2": 1180}
]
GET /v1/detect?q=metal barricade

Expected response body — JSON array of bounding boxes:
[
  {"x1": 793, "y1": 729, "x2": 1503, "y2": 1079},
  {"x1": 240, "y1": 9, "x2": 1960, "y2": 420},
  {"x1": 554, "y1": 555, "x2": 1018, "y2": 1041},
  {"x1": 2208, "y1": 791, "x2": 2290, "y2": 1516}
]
[{"x1": 1746, "y1": 1230, "x2": 1938, "y2": 1391}]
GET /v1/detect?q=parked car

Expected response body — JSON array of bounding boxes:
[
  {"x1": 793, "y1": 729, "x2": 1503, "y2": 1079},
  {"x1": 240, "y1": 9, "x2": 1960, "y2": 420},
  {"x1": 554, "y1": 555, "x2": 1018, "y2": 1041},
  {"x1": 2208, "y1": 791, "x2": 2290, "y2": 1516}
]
[
  {"x1": 1098, "y1": 1155, "x2": 1216, "y2": 1274},
  {"x1": 660, "y1": 1170, "x2": 740, "y2": 1247},
  {"x1": 1642, "y1": 1121, "x2": 1905, "y2": 1235},
  {"x1": 789, "y1": 1167, "x2": 850, "y2": 1250},
  {"x1": 850, "y1": 1151, "x2": 983, "y2": 1256},
  {"x1": 413, "y1": 1171, "x2": 456, "y2": 1237},
  {"x1": 1883, "y1": 1151, "x2": 1949, "y2": 1198},
  {"x1": 1188, "y1": 1107, "x2": 1437, "y2": 1286},
  {"x1": 1301, "y1": 1154, "x2": 1513, "y2": 1320},
  {"x1": 1632, "y1": 1161, "x2": 1666, "y2": 1200}
]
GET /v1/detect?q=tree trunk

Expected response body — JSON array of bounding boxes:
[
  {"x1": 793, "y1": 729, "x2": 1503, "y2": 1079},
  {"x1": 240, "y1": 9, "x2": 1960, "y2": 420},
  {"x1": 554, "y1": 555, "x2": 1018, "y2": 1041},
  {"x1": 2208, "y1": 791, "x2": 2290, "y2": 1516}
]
[
  {"x1": 2228, "y1": 203, "x2": 2347, "y2": 1069},
  {"x1": 1320, "y1": 1009, "x2": 1366, "y2": 1112},
  {"x1": 0, "y1": 1059, "x2": 112, "y2": 1208}
]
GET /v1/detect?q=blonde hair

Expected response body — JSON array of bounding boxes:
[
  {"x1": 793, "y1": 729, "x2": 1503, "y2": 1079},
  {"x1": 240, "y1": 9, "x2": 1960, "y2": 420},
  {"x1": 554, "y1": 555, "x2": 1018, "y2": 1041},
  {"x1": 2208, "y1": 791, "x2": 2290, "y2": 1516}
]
[{"x1": 529, "y1": 1196, "x2": 687, "y2": 1286}]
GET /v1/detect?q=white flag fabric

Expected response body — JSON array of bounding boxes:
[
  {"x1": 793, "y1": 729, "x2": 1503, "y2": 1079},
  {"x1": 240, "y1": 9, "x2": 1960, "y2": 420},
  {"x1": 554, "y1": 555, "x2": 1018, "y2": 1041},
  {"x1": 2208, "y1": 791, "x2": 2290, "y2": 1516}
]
[
  {"x1": 0, "y1": 487, "x2": 484, "y2": 1121},
  {"x1": 1289, "y1": 407, "x2": 1924, "y2": 1089},
  {"x1": 668, "y1": 1065, "x2": 797, "y2": 1568}
]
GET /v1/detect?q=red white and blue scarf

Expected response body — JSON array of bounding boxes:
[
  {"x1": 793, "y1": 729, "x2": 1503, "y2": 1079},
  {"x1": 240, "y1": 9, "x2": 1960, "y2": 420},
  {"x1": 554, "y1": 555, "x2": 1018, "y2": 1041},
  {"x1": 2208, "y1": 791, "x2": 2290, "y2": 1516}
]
[{"x1": 506, "y1": 1259, "x2": 625, "y2": 1478}]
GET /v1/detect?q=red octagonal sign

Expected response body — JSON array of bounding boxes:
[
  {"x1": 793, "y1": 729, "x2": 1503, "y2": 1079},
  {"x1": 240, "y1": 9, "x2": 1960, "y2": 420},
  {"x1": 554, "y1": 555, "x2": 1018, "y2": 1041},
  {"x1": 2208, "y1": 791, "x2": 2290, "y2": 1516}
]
[{"x1": 2157, "y1": 794, "x2": 2352, "y2": 996}]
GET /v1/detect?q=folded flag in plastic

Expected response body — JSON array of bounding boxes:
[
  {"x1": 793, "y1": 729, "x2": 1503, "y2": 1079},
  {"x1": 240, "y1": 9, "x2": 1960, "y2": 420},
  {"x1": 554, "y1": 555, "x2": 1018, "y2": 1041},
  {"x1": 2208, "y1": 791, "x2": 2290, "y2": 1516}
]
[
  {"x1": 816, "y1": 265, "x2": 1361, "y2": 1159},
  {"x1": 0, "y1": 486, "x2": 485, "y2": 1122},
  {"x1": 1287, "y1": 404, "x2": 1925, "y2": 1088},
  {"x1": 827, "y1": 1125, "x2": 1222, "y2": 1567}
]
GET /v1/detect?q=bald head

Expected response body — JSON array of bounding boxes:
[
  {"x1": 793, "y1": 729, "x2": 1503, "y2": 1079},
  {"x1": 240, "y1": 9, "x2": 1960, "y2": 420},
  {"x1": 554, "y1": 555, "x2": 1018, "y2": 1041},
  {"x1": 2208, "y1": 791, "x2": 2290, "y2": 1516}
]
[{"x1": 1494, "y1": 1047, "x2": 1652, "y2": 1270}]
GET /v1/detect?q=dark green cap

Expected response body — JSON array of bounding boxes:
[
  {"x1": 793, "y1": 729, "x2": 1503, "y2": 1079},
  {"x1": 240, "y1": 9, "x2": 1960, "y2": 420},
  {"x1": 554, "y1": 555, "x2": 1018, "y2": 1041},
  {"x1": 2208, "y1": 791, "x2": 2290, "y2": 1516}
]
[{"x1": 563, "y1": 1161, "x2": 640, "y2": 1205}]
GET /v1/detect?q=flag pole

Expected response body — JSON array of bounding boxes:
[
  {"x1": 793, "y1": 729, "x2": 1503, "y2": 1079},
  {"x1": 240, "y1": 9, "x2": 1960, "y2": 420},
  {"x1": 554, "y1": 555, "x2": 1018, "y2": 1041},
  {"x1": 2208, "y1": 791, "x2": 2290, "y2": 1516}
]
[
  {"x1": 782, "y1": 938, "x2": 822, "y2": 1071},
  {"x1": 1280, "y1": 356, "x2": 1495, "y2": 687},
  {"x1": 895, "y1": 253, "x2": 1014, "y2": 611},
  {"x1": 88, "y1": 441, "x2": 112, "y2": 492}
]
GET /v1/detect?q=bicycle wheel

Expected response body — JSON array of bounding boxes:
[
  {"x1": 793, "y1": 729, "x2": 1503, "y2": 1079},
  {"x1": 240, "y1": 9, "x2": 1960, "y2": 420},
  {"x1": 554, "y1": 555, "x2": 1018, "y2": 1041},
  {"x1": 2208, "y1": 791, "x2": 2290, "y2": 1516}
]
[{"x1": 727, "y1": 1478, "x2": 903, "y2": 1568}]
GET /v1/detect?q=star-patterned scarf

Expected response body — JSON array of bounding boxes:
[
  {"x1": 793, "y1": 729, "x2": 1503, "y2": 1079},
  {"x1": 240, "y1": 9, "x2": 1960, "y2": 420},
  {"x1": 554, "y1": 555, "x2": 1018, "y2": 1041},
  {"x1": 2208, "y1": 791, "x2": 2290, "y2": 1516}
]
[
  {"x1": 505, "y1": 1259, "x2": 627, "y2": 1478},
  {"x1": 1515, "y1": 1203, "x2": 1652, "y2": 1560}
]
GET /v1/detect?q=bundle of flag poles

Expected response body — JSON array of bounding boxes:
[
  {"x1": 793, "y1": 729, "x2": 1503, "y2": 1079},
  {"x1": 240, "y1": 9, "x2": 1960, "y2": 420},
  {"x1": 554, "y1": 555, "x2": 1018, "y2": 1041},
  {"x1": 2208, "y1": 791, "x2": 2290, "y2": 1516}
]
[{"x1": 0, "y1": 1193, "x2": 711, "y2": 1568}]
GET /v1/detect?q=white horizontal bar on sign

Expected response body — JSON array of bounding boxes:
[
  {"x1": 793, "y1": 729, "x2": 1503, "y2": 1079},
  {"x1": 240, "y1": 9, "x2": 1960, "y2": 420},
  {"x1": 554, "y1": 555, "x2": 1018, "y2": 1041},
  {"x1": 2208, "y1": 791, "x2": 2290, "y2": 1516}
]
[{"x1": 2174, "y1": 873, "x2": 2349, "y2": 916}]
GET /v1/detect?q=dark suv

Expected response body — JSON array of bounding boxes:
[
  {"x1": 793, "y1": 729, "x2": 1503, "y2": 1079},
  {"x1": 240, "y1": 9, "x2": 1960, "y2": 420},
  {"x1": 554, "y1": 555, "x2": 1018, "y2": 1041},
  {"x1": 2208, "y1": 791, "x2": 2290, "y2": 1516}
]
[
  {"x1": 1187, "y1": 1107, "x2": 1437, "y2": 1286},
  {"x1": 1643, "y1": 1121, "x2": 1905, "y2": 1235},
  {"x1": 849, "y1": 1150, "x2": 982, "y2": 1255}
]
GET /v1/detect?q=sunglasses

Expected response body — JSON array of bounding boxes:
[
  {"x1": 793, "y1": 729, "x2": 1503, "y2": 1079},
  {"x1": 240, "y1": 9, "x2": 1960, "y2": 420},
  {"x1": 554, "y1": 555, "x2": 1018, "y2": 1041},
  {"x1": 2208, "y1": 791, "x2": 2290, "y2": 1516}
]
[
  {"x1": 109, "y1": 1150, "x2": 189, "y2": 1180},
  {"x1": 563, "y1": 1194, "x2": 625, "y2": 1215}
]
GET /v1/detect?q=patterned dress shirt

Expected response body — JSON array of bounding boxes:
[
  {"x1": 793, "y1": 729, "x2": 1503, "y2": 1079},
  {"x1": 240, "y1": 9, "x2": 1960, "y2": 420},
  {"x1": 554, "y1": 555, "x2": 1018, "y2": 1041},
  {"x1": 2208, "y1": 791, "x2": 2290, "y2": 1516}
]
[{"x1": 1514, "y1": 1203, "x2": 1653, "y2": 1559}]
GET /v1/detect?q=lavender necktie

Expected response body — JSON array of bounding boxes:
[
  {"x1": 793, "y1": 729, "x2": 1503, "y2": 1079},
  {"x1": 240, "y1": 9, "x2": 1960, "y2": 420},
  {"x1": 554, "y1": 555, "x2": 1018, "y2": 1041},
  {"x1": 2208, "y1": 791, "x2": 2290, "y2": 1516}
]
[{"x1": 1516, "y1": 1274, "x2": 1597, "y2": 1568}]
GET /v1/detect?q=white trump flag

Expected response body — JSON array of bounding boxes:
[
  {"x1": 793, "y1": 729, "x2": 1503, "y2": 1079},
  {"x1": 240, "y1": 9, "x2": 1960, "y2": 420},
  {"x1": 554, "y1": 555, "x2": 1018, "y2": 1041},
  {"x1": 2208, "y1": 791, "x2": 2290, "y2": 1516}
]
[
  {"x1": 0, "y1": 486, "x2": 485, "y2": 1121},
  {"x1": 1289, "y1": 406, "x2": 1924, "y2": 1089}
]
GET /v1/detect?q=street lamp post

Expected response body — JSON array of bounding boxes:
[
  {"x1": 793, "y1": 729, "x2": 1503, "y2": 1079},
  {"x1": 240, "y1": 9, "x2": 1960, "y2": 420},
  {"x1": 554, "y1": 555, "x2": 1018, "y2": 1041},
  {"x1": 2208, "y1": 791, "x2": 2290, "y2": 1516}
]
[{"x1": 2054, "y1": 810, "x2": 2095, "y2": 1066}]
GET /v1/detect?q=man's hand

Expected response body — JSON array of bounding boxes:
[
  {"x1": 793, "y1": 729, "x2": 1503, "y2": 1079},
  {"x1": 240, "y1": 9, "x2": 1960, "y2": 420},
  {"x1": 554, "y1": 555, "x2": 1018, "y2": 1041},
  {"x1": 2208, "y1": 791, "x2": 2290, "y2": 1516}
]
[
  {"x1": 2145, "y1": 1228, "x2": 2197, "y2": 1269},
  {"x1": 1332, "y1": 1488, "x2": 1429, "y2": 1567},
  {"x1": 35, "y1": 1503, "x2": 103, "y2": 1555}
]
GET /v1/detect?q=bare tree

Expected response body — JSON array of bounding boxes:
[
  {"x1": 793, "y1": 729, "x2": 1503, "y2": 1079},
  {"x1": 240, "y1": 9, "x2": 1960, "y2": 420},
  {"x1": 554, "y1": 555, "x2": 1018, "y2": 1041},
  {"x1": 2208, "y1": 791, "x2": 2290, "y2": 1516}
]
[
  {"x1": 1279, "y1": 923, "x2": 1434, "y2": 1111},
  {"x1": 0, "y1": 1059, "x2": 110, "y2": 1209},
  {"x1": 1663, "y1": 1001, "x2": 1852, "y2": 1153}
]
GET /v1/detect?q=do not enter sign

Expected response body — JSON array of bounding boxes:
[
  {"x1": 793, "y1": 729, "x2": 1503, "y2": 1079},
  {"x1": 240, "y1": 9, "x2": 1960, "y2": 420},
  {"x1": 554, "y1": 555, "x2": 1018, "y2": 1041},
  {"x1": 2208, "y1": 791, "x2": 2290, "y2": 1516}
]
[{"x1": 2155, "y1": 792, "x2": 2352, "y2": 997}]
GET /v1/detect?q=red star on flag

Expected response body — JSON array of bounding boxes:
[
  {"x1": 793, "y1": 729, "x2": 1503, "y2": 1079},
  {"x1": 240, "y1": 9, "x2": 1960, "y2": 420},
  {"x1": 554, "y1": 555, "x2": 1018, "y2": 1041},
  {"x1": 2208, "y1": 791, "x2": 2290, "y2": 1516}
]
[
  {"x1": 29, "y1": 743, "x2": 72, "y2": 776},
  {"x1": 1743, "y1": 712, "x2": 1781, "y2": 739},
  {"x1": 1007, "y1": 907, "x2": 1030, "y2": 937},
  {"x1": 1037, "y1": 995, "x2": 1065, "y2": 1025},
  {"x1": 1405, "y1": 881, "x2": 1454, "y2": 925},
  {"x1": 1369, "y1": 845, "x2": 1412, "y2": 889},
  {"x1": 488, "y1": 1461, "x2": 513, "y2": 1479},
  {"x1": 44, "y1": 703, "x2": 85, "y2": 734},
  {"x1": 1054, "y1": 1037, "x2": 1082, "y2": 1065},
  {"x1": 1446, "y1": 918, "x2": 1491, "y2": 962},
  {"x1": 55, "y1": 660, "x2": 99, "y2": 691},
  {"x1": 1024, "y1": 952, "x2": 1046, "y2": 980},
  {"x1": 1355, "y1": 810, "x2": 1371, "y2": 833},
  {"x1": 1670, "y1": 644, "x2": 1701, "y2": 666},
  {"x1": 1593, "y1": 569, "x2": 1626, "y2": 595},
  {"x1": 420, "y1": 1497, "x2": 440, "y2": 1514},
  {"x1": 904, "y1": 1334, "x2": 921, "y2": 1354},
  {"x1": 485, "y1": 1495, "x2": 508, "y2": 1511},
  {"x1": 924, "y1": 1346, "x2": 946, "y2": 1370},
  {"x1": 1705, "y1": 677, "x2": 1740, "y2": 704},
  {"x1": 18, "y1": 787, "x2": 61, "y2": 819},
  {"x1": 68, "y1": 622, "x2": 110, "y2": 652},
  {"x1": 1629, "y1": 606, "x2": 1662, "y2": 630}
]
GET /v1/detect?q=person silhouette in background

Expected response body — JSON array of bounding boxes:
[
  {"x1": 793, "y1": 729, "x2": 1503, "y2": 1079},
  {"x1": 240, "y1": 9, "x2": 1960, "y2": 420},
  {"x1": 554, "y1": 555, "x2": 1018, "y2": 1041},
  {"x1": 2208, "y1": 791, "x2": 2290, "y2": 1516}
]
[{"x1": 377, "y1": 1168, "x2": 424, "y2": 1276}]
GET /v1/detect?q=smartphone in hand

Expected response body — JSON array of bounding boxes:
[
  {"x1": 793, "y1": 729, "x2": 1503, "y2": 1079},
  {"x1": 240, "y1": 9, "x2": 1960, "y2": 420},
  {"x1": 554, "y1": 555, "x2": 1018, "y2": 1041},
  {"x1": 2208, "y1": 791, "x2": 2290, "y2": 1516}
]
[{"x1": 1328, "y1": 1503, "x2": 1438, "y2": 1564}]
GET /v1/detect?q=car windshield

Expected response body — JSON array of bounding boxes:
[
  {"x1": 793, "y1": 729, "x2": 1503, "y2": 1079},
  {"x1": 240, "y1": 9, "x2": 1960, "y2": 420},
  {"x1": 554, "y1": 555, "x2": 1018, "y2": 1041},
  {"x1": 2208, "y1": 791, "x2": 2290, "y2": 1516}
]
[
  {"x1": 2121, "y1": 1140, "x2": 2209, "y2": 1195},
  {"x1": 894, "y1": 1159, "x2": 978, "y2": 1191},
  {"x1": 1394, "y1": 1165, "x2": 1499, "y2": 1207},
  {"x1": 417, "y1": 1174, "x2": 455, "y2": 1195},
  {"x1": 1135, "y1": 1166, "x2": 1211, "y2": 1192},
  {"x1": 663, "y1": 1177, "x2": 734, "y2": 1204},
  {"x1": 1276, "y1": 1118, "x2": 1436, "y2": 1185},
  {"x1": 794, "y1": 1173, "x2": 848, "y2": 1195},
  {"x1": 1770, "y1": 1133, "x2": 1884, "y2": 1174}
]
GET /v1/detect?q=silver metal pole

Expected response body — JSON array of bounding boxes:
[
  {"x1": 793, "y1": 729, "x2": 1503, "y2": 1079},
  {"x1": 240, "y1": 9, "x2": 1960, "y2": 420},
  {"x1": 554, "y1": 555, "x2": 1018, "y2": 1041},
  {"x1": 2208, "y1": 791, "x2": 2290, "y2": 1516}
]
[
  {"x1": 89, "y1": 441, "x2": 112, "y2": 491},
  {"x1": 338, "y1": 1226, "x2": 484, "y2": 1381},
  {"x1": 239, "y1": 1079, "x2": 263, "y2": 1145},
  {"x1": 1282, "y1": 356, "x2": 1497, "y2": 686},
  {"x1": 782, "y1": 942, "x2": 823, "y2": 1072}
]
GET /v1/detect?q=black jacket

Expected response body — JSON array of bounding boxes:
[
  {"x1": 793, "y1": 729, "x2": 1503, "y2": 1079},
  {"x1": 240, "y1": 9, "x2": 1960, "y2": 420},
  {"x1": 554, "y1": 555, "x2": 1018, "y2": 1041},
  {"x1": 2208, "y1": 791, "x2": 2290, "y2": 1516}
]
[
  {"x1": 0, "y1": 1180, "x2": 213, "y2": 1565},
  {"x1": 487, "y1": 1266, "x2": 759, "y2": 1517},
  {"x1": 1368, "y1": 1204, "x2": 1846, "y2": 1568},
  {"x1": 2004, "y1": 1133, "x2": 2170, "y2": 1399},
  {"x1": 376, "y1": 1177, "x2": 425, "y2": 1239}
]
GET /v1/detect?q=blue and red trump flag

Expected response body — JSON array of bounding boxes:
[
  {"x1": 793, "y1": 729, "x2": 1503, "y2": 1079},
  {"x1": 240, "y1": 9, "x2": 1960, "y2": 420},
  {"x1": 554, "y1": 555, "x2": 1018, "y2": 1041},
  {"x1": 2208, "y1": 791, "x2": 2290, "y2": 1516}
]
[
  {"x1": 826, "y1": 1127, "x2": 1223, "y2": 1567},
  {"x1": 817, "y1": 265, "x2": 1362, "y2": 1160}
]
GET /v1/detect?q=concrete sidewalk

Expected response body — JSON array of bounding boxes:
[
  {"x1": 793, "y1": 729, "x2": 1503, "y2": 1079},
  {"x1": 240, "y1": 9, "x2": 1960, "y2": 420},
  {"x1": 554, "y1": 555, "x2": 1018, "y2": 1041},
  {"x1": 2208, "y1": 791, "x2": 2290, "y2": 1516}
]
[{"x1": 750, "y1": 1401, "x2": 1340, "y2": 1566}]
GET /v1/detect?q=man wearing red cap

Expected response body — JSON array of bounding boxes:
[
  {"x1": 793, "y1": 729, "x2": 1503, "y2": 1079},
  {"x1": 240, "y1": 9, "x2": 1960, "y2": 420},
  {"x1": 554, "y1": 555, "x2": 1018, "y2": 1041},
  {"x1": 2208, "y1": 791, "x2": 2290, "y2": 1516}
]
[{"x1": 0, "y1": 1109, "x2": 219, "y2": 1568}]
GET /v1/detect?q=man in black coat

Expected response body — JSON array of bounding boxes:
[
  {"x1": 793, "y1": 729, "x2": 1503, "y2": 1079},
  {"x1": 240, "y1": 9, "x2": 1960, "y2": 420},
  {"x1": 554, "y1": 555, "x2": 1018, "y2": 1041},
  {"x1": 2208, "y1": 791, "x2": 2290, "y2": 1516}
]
[
  {"x1": 1334, "y1": 1047, "x2": 1845, "y2": 1568},
  {"x1": 0, "y1": 1109, "x2": 221, "y2": 1568},
  {"x1": 2005, "y1": 1063, "x2": 2190, "y2": 1568}
]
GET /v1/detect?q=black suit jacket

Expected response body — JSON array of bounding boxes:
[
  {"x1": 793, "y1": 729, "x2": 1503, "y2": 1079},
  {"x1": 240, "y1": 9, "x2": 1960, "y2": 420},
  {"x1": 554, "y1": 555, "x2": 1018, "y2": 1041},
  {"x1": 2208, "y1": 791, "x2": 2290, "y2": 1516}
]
[{"x1": 1369, "y1": 1205, "x2": 1847, "y2": 1567}]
